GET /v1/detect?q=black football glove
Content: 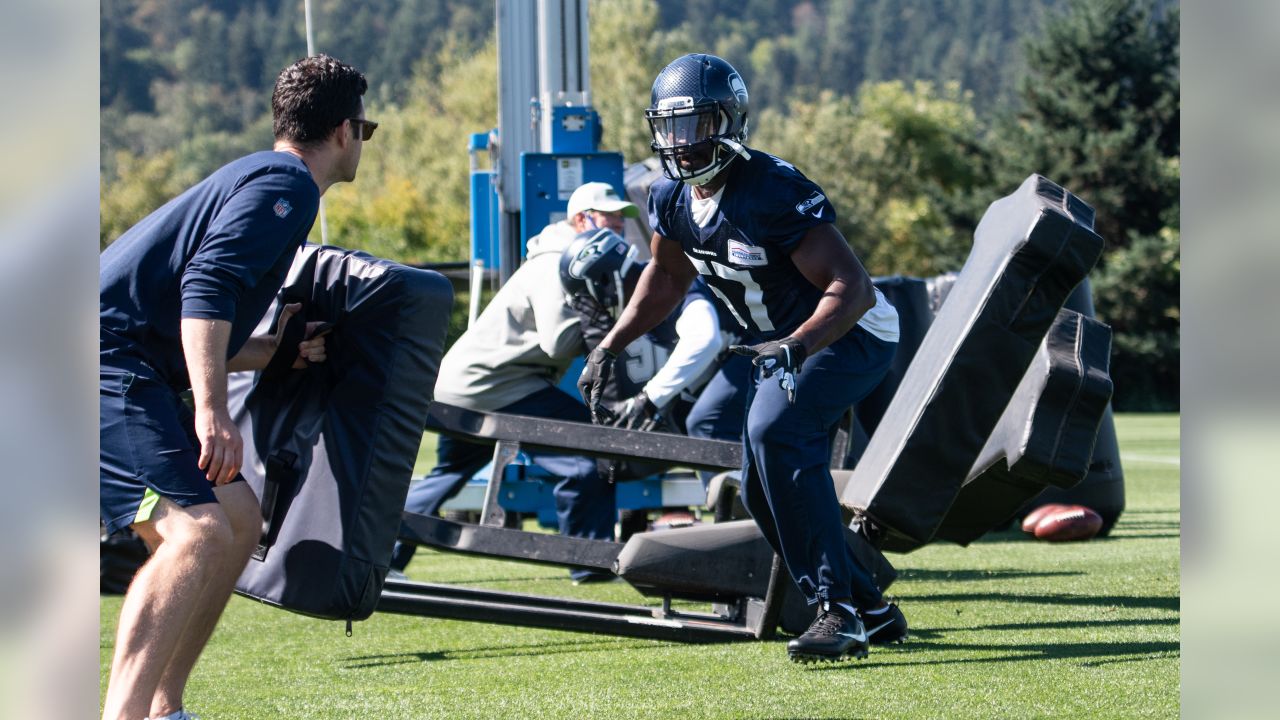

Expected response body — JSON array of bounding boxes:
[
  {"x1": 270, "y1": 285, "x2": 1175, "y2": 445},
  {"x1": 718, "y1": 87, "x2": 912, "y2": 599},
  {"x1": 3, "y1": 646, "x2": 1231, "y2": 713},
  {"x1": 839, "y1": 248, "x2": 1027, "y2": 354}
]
[
  {"x1": 577, "y1": 346, "x2": 618, "y2": 424},
  {"x1": 730, "y1": 336, "x2": 807, "y2": 376},
  {"x1": 612, "y1": 391, "x2": 661, "y2": 431},
  {"x1": 730, "y1": 336, "x2": 807, "y2": 404}
]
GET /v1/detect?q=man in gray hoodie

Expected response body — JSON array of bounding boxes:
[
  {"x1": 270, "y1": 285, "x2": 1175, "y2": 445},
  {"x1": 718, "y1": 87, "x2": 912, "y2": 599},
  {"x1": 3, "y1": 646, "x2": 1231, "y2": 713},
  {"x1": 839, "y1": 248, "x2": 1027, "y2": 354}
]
[{"x1": 392, "y1": 182, "x2": 638, "y2": 582}]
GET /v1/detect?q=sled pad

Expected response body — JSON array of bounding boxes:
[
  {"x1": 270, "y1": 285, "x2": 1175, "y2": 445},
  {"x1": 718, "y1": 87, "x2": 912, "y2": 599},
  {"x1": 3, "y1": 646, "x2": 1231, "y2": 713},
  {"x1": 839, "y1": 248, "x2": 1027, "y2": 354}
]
[
  {"x1": 928, "y1": 309, "x2": 1113, "y2": 548},
  {"x1": 840, "y1": 175, "x2": 1103, "y2": 548}
]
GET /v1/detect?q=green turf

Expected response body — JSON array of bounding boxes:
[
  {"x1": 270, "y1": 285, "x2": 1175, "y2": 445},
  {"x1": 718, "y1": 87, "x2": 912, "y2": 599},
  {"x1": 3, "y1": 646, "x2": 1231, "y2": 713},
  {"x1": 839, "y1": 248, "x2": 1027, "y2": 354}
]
[{"x1": 101, "y1": 413, "x2": 1179, "y2": 719}]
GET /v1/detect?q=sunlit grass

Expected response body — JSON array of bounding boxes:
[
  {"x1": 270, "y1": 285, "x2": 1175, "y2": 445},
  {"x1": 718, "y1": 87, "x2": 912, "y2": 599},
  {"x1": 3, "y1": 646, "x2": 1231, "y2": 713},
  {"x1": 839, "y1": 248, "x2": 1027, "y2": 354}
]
[{"x1": 102, "y1": 414, "x2": 1179, "y2": 719}]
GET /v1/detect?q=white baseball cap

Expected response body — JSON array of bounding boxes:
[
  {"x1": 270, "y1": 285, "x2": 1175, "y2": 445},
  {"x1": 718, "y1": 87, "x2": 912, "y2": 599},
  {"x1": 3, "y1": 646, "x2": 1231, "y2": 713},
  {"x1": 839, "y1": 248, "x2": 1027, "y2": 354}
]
[{"x1": 566, "y1": 181, "x2": 639, "y2": 219}]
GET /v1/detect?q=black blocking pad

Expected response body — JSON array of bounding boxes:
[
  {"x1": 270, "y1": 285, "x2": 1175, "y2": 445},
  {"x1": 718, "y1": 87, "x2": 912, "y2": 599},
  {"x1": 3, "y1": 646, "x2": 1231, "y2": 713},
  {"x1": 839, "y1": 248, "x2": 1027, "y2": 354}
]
[
  {"x1": 1025, "y1": 281, "x2": 1126, "y2": 533},
  {"x1": 925, "y1": 309, "x2": 1113, "y2": 549},
  {"x1": 614, "y1": 519, "x2": 896, "y2": 635},
  {"x1": 840, "y1": 175, "x2": 1104, "y2": 548},
  {"x1": 230, "y1": 245, "x2": 453, "y2": 621}
]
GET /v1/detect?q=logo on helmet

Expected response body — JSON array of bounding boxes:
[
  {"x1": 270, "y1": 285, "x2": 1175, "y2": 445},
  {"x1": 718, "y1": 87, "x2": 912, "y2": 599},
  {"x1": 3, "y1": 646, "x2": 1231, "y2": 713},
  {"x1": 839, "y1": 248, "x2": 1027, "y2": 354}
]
[{"x1": 728, "y1": 73, "x2": 748, "y2": 107}]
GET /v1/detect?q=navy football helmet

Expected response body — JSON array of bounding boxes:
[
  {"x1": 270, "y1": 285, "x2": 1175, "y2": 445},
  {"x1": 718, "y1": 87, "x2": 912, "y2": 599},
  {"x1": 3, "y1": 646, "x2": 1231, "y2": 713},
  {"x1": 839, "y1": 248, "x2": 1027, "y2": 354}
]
[
  {"x1": 559, "y1": 228, "x2": 639, "y2": 315},
  {"x1": 645, "y1": 53, "x2": 751, "y2": 186}
]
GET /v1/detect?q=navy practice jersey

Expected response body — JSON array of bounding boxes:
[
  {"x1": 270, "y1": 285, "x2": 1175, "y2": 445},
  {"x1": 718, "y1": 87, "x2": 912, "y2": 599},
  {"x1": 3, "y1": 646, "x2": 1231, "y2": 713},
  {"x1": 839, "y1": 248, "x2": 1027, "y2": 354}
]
[
  {"x1": 100, "y1": 151, "x2": 319, "y2": 390},
  {"x1": 649, "y1": 149, "x2": 852, "y2": 341}
]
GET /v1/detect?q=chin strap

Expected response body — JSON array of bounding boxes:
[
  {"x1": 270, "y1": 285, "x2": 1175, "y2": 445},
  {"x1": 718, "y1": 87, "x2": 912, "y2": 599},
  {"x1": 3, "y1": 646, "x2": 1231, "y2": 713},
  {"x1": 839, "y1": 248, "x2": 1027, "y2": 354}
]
[
  {"x1": 718, "y1": 137, "x2": 752, "y2": 161},
  {"x1": 679, "y1": 139, "x2": 751, "y2": 187}
]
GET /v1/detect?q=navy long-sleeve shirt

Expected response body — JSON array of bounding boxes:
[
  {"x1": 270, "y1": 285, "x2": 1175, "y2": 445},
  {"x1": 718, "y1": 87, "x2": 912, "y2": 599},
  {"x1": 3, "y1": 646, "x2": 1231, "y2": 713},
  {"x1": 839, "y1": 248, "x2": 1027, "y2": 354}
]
[{"x1": 100, "y1": 151, "x2": 320, "y2": 390}]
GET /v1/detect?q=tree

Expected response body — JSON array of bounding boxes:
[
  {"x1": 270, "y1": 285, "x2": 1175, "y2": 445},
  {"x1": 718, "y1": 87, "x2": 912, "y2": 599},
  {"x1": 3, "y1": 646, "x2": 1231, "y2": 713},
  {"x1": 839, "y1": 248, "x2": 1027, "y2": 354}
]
[
  {"x1": 323, "y1": 40, "x2": 499, "y2": 264},
  {"x1": 1007, "y1": 0, "x2": 1178, "y2": 247},
  {"x1": 754, "y1": 81, "x2": 990, "y2": 277},
  {"x1": 1093, "y1": 221, "x2": 1180, "y2": 410},
  {"x1": 589, "y1": 0, "x2": 671, "y2": 163},
  {"x1": 1002, "y1": 0, "x2": 1179, "y2": 408},
  {"x1": 100, "y1": 150, "x2": 198, "y2": 248}
]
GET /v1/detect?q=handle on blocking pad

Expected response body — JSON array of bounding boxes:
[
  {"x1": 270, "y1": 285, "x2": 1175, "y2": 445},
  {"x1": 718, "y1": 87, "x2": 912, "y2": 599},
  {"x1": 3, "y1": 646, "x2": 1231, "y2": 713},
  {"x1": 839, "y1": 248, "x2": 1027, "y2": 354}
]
[{"x1": 251, "y1": 449, "x2": 298, "y2": 562}]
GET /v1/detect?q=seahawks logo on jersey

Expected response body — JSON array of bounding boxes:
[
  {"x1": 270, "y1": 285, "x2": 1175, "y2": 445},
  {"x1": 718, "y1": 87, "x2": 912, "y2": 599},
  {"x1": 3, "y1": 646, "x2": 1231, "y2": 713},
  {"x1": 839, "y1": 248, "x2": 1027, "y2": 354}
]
[{"x1": 795, "y1": 192, "x2": 825, "y2": 216}]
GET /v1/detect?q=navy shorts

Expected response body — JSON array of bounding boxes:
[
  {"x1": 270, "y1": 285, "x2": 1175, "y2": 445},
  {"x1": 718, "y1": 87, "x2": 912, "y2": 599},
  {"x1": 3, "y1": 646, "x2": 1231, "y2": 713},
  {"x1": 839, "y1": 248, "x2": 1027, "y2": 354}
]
[{"x1": 100, "y1": 369, "x2": 221, "y2": 535}]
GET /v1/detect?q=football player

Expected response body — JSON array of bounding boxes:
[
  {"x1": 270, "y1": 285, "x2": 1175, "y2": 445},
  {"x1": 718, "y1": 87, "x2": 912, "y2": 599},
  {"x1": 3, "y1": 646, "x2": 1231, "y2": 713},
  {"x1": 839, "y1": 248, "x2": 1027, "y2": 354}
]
[{"x1": 579, "y1": 53, "x2": 908, "y2": 662}]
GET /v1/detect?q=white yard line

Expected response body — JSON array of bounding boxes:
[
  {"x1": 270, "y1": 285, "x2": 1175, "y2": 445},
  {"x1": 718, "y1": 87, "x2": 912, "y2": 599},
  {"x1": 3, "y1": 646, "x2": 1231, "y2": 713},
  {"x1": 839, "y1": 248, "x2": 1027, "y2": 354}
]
[{"x1": 1121, "y1": 453, "x2": 1181, "y2": 466}]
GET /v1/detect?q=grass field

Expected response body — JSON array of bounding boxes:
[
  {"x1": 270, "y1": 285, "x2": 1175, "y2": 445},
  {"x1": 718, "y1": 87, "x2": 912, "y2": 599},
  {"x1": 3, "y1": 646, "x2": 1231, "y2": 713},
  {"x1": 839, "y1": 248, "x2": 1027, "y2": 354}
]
[{"x1": 101, "y1": 414, "x2": 1180, "y2": 719}]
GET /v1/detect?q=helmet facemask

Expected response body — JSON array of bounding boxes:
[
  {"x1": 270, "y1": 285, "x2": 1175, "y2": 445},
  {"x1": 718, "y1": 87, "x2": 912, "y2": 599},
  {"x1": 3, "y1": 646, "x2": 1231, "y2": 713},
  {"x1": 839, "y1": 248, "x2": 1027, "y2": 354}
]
[
  {"x1": 646, "y1": 97, "x2": 749, "y2": 186},
  {"x1": 560, "y1": 229, "x2": 638, "y2": 317}
]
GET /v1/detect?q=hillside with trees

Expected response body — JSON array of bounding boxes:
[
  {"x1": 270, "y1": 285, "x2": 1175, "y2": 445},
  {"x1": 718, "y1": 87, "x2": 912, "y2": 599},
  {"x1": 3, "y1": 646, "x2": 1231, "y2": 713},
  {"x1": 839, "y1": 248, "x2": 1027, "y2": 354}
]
[{"x1": 100, "y1": 0, "x2": 1178, "y2": 409}]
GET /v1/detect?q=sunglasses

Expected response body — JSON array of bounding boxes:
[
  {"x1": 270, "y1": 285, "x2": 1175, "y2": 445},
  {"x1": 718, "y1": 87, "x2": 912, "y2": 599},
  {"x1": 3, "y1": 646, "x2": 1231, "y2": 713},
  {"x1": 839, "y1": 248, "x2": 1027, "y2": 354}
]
[{"x1": 349, "y1": 118, "x2": 378, "y2": 141}]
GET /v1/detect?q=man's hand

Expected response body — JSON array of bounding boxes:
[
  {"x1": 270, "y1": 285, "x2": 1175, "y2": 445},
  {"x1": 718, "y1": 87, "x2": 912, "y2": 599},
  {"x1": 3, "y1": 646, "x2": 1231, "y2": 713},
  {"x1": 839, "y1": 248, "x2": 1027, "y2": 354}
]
[
  {"x1": 195, "y1": 406, "x2": 243, "y2": 485},
  {"x1": 730, "y1": 336, "x2": 808, "y2": 404},
  {"x1": 730, "y1": 337, "x2": 807, "y2": 377},
  {"x1": 272, "y1": 302, "x2": 332, "y2": 369},
  {"x1": 293, "y1": 321, "x2": 331, "y2": 368},
  {"x1": 577, "y1": 346, "x2": 617, "y2": 424},
  {"x1": 612, "y1": 391, "x2": 660, "y2": 431}
]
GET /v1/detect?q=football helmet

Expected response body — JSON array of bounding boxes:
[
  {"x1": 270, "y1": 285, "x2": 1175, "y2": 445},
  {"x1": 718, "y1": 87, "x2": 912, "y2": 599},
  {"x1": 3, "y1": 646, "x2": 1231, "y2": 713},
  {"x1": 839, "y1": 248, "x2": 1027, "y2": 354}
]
[
  {"x1": 645, "y1": 53, "x2": 751, "y2": 186},
  {"x1": 559, "y1": 228, "x2": 639, "y2": 316}
]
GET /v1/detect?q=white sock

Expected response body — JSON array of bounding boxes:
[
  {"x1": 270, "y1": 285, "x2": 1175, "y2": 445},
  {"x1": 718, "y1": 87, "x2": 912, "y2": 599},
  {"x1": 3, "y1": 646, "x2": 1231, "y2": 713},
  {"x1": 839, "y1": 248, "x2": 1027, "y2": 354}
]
[
  {"x1": 836, "y1": 602, "x2": 859, "y2": 617},
  {"x1": 865, "y1": 604, "x2": 891, "y2": 615}
]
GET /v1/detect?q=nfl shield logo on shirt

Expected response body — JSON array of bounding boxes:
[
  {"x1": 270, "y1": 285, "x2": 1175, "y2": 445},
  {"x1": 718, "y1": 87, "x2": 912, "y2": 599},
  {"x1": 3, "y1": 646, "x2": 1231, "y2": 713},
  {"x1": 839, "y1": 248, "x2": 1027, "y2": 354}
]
[{"x1": 273, "y1": 198, "x2": 293, "y2": 218}]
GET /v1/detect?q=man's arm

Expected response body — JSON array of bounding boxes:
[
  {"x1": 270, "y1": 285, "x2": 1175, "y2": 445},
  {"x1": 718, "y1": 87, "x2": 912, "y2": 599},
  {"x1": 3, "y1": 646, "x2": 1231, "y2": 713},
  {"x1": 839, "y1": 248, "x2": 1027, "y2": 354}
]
[
  {"x1": 580, "y1": 233, "x2": 697, "y2": 422},
  {"x1": 642, "y1": 297, "x2": 725, "y2": 409},
  {"x1": 226, "y1": 303, "x2": 328, "y2": 372},
  {"x1": 787, "y1": 223, "x2": 877, "y2": 355},
  {"x1": 600, "y1": 233, "x2": 698, "y2": 353},
  {"x1": 181, "y1": 318, "x2": 243, "y2": 486}
]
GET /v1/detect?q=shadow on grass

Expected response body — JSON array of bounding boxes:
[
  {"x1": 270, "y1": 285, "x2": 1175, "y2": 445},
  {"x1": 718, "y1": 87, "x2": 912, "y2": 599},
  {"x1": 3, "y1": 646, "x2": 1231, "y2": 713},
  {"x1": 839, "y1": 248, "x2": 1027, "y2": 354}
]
[
  {"x1": 411, "y1": 573, "x2": 573, "y2": 585},
  {"x1": 806, "y1": 639, "x2": 1180, "y2": 671},
  {"x1": 895, "y1": 568, "x2": 1083, "y2": 582},
  {"x1": 340, "y1": 636, "x2": 674, "y2": 668},
  {"x1": 901, "y1": 615, "x2": 1179, "y2": 642},
  {"x1": 1110, "y1": 518, "x2": 1180, "y2": 529},
  {"x1": 966, "y1": 514, "x2": 1181, "y2": 544},
  {"x1": 956, "y1": 616, "x2": 1178, "y2": 633},
  {"x1": 911, "y1": 591, "x2": 1180, "y2": 612}
]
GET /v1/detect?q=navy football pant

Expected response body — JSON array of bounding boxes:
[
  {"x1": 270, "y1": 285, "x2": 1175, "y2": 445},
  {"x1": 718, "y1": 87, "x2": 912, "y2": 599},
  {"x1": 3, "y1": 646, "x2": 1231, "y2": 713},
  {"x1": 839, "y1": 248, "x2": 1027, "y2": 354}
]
[
  {"x1": 739, "y1": 327, "x2": 895, "y2": 609},
  {"x1": 391, "y1": 385, "x2": 613, "y2": 571}
]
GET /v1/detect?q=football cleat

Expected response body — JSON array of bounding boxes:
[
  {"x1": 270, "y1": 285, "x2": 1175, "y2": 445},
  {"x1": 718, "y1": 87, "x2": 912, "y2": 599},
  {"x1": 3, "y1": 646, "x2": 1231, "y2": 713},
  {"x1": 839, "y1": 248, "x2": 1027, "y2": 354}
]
[
  {"x1": 787, "y1": 603, "x2": 869, "y2": 663},
  {"x1": 864, "y1": 602, "x2": 909, "y2": 645}
]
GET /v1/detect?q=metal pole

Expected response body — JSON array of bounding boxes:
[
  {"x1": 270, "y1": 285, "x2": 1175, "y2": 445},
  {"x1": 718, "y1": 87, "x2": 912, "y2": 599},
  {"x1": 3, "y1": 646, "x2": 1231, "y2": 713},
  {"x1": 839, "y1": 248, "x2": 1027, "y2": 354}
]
[{"x1": 304, "y1": 0, "x2": 329, "y2": 245}]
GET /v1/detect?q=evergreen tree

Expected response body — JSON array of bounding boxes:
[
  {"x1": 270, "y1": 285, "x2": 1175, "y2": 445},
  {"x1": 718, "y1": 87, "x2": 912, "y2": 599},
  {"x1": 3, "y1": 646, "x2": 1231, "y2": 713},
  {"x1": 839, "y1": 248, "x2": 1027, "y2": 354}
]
[
  {"x1": 1003, "y1": 0, "x2": 1179, "y2": 409},
  {"x1": 1008, "y1": 0, "x2": 1178, "y2": 246}
]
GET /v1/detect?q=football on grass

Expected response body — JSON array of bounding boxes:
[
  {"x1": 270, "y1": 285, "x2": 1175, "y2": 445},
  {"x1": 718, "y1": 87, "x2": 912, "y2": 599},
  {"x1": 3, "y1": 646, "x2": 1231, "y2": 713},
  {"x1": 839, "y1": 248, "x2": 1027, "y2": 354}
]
[
  {"x1": 1021, "y1": 503, "x2": 1070, "y2": 534},
  {"x1": 1032, "y1": 505, "x2": 1104, "y2": 542}
]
